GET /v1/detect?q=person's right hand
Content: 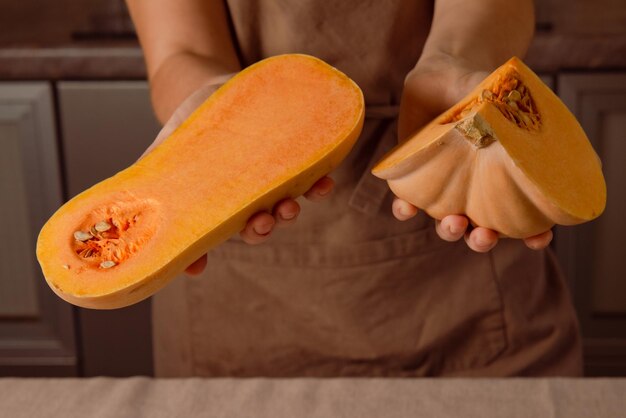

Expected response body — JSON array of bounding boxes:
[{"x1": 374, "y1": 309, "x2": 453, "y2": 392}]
[
  {"x1": 141, "y1": 83, "x2": 335, "y2": 276},
  {"x1": 392, "y1": 54, "x2": 553, "y2": 253}
]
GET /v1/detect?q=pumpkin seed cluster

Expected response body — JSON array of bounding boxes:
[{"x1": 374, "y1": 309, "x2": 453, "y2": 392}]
[
  {"x1": 73, "y1": 220, "x2": 119, "y2": 268},
  {"x1": 483, "y1": 72, "x2": 541, "y2": 131},
  {"x1": 448, "y1": 71, "x2": 541, "y2": 132},
  {"x1": 74, "y1": 217, "x2": 136, "y2": 269}
]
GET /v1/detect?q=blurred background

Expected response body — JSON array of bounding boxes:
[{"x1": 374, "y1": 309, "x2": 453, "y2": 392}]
[{"x1": 0, "y1": 0, "x2": 624, "y2": 377}]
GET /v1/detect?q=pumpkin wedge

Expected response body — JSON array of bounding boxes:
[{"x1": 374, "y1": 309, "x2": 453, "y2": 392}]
[
  {"x1": 373, "y1": 57, "x2": 606, "y2": 238},
  {"x1": 37, "y1": 54, "x2": 364, "y2": 309}
]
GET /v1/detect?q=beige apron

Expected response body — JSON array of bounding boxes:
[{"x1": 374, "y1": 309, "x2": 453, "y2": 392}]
[{"x1": 153, "y1": 0, "x2": 583, "y2": 377}]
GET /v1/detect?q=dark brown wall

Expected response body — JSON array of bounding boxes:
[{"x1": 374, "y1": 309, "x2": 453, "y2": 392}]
[
  {"x1": 535, "y1": 0, "x2": 626, "y2": 35},
  {"x1": 1, "y1": 0, "x2": 625, "y2": 46},
  {"x1": 0, "y1": 0, "x2": 132, "y2": 46}
]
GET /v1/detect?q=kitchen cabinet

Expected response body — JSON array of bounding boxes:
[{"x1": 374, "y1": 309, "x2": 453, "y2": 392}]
[
  {"x1": 0, "y1": 81, "x2": 160, "y2": 377},
  {"x1": 555, "y1": 73, "x2": 626, "y2": 376},
  {"x1": 57, "y1": 81, "x2": 160, "y2": 376},
  {"x1": 0, "y1": 83, "x2": 77, "y2": 376}
]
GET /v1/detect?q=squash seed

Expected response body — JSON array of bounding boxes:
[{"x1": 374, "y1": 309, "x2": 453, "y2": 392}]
[
  {"x1": 507, "y1": 90, "x2": 522, "y2": 102},
  {"x1": 100, "y1": 260, "x2": 116, "y2": 269},
  {"x1": 519, "y1": 113, "x2": 532, "y2": 127},
  {"x1": 80, "y1": 248, "x2": 94, "y2": 258},
  {"x1": 95, "y1": 220, "x2": 112, "y2": 232},
  {"x1": 62, "y1": 264, "x2": 70, "y2": 270},
  {"x1": 74, "y1": 230, "x2": 92, "y2": 241},
  {"x1": 480, "y1": 89, "x2": 494, "y2": 101},
  {"x1": 89, "y1": 225, "x2": 100, "y2": 237}
]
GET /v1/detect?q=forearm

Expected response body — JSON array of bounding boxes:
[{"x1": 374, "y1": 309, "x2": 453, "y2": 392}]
[
  {"x1": 149, "y1": 52, "x2": 237, "y2": 123},
  {"x1": 419, "y1": 0, "x2": 534, "y2": 71},
  {"x1": 126, "y1": 0, "x2": 240, "y2": 123}
]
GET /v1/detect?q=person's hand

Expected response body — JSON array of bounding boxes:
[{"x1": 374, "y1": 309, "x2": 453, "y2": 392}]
[
  {"x1": 393, "y1": 55, "x2": 552, "y2": 253},
  {"x1": 142, "y1": 83, "x2": 335, "y2": 275}
]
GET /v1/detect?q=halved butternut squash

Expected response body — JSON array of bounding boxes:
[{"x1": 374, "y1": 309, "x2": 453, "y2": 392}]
[
  {"x1": 373, "y1": 57, "x2": 606, "y2": 238},
  {"x1": 37, "y1": 54, "x2": 364, "y2": 309}
]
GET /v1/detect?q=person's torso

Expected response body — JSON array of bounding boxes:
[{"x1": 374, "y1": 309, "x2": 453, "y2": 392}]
[
  {"x1": 227, "y1": 0, "x2": 433, "y2": 106},
  {"x1": 152, "y1": 0, "x2": 581, "y2": 378}
]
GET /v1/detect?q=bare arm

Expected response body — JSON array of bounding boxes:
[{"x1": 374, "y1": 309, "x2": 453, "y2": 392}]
[
  {"x1": 419, "y1": 0, "x2": 534, "y2": 72},
  {"x1": 126, "y1": 0, "x2": 241, "y2": 123},
  {"x1": 399, "y1": 0, "x2": 534, "y2": 138}
]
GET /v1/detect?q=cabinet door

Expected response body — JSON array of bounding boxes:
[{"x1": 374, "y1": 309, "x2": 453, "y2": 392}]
[
  {"x1": 0, "y1": 82, "x2": 77, "y2": 376},
  {"x1": 556, "y1": 73, "x2": 626, "y2": 376},
  {"x1": 58, "y1": 81, "x2": 161, "y2": 376}
]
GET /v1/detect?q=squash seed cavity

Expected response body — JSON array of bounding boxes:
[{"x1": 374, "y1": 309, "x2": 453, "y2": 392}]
[
  {"x1": 70, "y1": 199, "x2": 159, "y2": 271},
  {"x1": 444, "y1": 70, "x2": 541, "y2": 131}
]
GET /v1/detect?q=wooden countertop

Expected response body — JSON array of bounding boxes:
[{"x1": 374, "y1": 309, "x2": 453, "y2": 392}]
[{"x1": 0, "y1": 377, "x2": 625, "y2": 418}]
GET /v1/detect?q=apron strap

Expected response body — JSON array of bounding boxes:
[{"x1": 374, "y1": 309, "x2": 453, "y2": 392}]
[{"x1": 348, "y1": 105, "x2": 399, "y2": 216}]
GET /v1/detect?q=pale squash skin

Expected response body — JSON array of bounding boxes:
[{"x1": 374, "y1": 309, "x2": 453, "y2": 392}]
[
  {"x1": 373, "y1": 57, "x2": 606, "y2": 238},
  {"x1": 36, "y1": 54, "x2": 364, "y2": 309}
]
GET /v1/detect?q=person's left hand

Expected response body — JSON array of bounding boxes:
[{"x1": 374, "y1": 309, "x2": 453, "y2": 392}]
[{"x1": 392, "y1": 55, "x2": 552, "y2": 253}]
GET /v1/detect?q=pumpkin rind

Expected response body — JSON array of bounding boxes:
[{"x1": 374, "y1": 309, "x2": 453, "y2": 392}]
[
  {"x1": 372, "y1": 57, "x2": 606, "y2": 238},
  {"x1": 37, "y1": 54, "x2": 365, "y2": 309}
]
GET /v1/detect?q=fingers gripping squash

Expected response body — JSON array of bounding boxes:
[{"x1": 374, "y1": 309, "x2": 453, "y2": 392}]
[
  {"x1": 373, "y1": 57, "x2": 606, "y2": 238},
  {"x1": 37, "y1": 54, "x2": 364, "y2": 309}
]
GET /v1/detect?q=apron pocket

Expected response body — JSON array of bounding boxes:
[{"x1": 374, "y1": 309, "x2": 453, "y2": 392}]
[{"x1": 185, "y1": 228, "x2": 507, "y2": 376}]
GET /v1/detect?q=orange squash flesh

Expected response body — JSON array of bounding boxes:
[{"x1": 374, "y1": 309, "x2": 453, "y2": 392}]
[
  {"x1": 373, "y1": 57, "x2": 606, "y2": 238},
  {"x1": 37, "y1": 54, "x2": 364, "y2": 309}
]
